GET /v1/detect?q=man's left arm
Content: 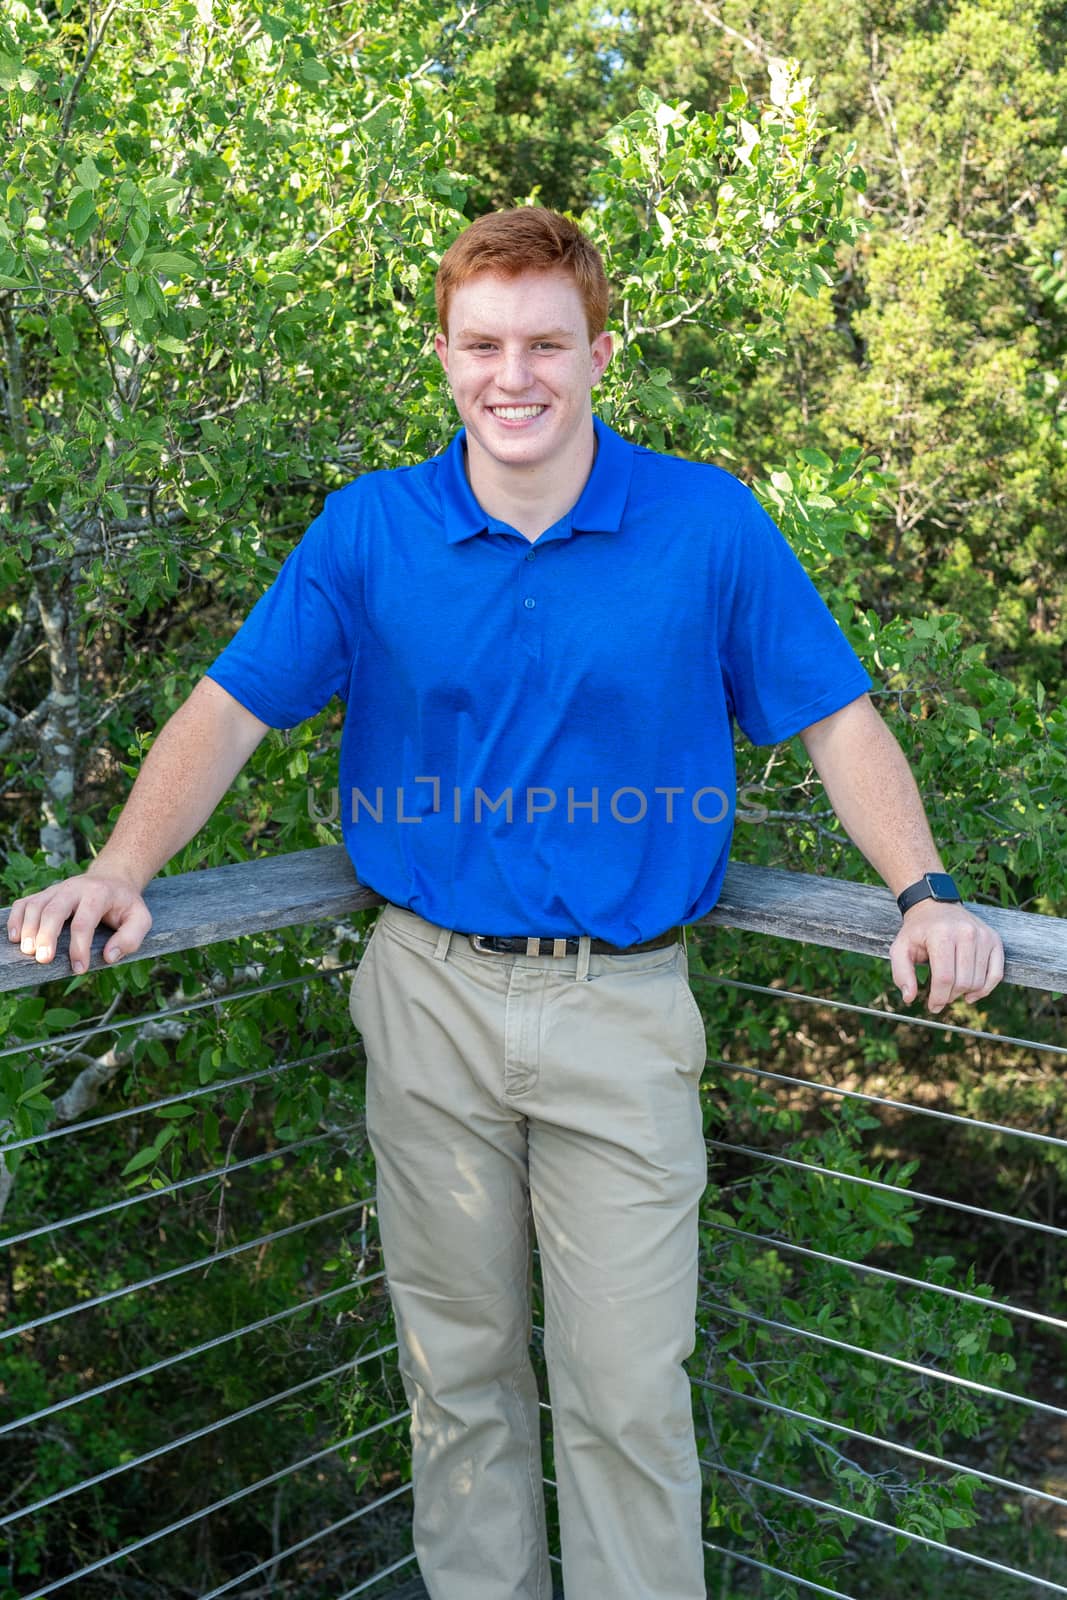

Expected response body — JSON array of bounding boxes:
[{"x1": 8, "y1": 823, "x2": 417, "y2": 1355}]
[{"x1": 798, "y1": 693, "x2": 1005, "y2": 1013}]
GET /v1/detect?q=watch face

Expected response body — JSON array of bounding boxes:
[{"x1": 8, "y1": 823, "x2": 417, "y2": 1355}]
[{"x1": 927, "y1": 873, "x2": 959, "y2": 900}]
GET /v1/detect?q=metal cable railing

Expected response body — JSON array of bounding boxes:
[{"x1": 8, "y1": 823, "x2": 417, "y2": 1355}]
[
  {"x1": 702, "y1": 1219, "x2": 1067, "y2": 1333},
  {"x1": 0, "y1": 1043, "x2": 346, "y2": 1153},
  {"x1": 1, "y1": 1342, "x2": 399, "y2": 1529},
  {"x1": 691, "y1": 1378, "x2": 1067, "y2": 1515},
  {"x1": 0, "y1": 1125, "x2": 359, "y2": 1249},
  {"x1": 198, "y1": 1479, "x2": 415, "y2": 1600},
  {"x1": 0, "y1": 1269, "x2": 386, "y2": 1437},
  {"x1": 713, "y1": 1055, "x2": 1067, "y2": 1150},
  {"x1": 697, "y1": 971, "x2": 1067, "y2": 1057},
  {"x1": 3, "y1": 852, "x2": 1064, "y2": 1598},
  {"x1": 335, "y1": 1551, "x2": 419, "y2": 1599},
  {"x1": 0, "y1": 958, "x2": 362, "y2": 1062},
  {"x1": 2, "y1": 1196, "x2": 374, "y2": 1341},
  {"x1": 704, "y1": 1299, "x2": 1067, "y2": 1420},
  {"x1": 20, "y1": 1411, "x2": 411, "y2": 1600},
  {"x1": 705, "y1": 1137, "x2": 1067, "y2": 1239},
  {"x1": 702, "y1": 1461, "x2": 1067, "y2": 1596}
]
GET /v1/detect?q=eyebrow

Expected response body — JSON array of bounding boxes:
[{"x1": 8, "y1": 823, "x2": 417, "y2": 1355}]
[{"x1": 453, "y1": 327, "x2": 577, "y2": 341}]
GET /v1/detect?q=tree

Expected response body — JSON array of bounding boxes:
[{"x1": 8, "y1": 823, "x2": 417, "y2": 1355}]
[{"x1": 2, "y1": 1, "x2": 1065, "y2": 1594}]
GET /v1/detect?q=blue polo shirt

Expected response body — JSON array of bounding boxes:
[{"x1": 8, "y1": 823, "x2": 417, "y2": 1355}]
[{"x1": 206, "y1": 418, "x2": 871, "y2": 943}]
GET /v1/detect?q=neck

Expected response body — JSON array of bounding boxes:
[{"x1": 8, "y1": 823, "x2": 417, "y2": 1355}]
[{"x1": 464, "y1": 420, "x2": 598, "y2": 543}]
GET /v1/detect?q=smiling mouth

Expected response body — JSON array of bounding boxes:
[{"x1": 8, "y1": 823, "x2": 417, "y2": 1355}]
[{"x1": 488, "y1": 405, "x2": 547, "y2": 420}]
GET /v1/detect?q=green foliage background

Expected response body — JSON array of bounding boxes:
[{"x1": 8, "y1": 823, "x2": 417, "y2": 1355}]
[{"x1": 1, "y1": 0, "x2": 1065, "y2": 1595}]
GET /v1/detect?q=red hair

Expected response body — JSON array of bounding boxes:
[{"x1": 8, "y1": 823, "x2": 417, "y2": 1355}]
[{"x1": 435, "y1": 207, "x2": 610, "y2": 339}]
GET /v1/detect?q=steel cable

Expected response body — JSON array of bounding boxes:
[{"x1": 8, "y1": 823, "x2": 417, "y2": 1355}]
[
  {"x1": 1, "y1": 1341, "x2": 398, "y2": 1528},
  {"x1": 692, "y1": 971, "x2": 1067, "y2": 1057},
  {"x1": 2, "y1": 1196, "x2": 374, "y2": 1341},
  {"x1": 693, "y1": 1377, "x2": 1067, "y2": 1514},
  {"x1": 707, "y1": 1137, "x2": 1067, "y2": 1240},
  {"x1": 707, "y1": 1302, "x2": 1067, "y2": 1422},
  {"x1": 714, "y1": 1056, "x2": 1067, "y2": 1153},
  {"x1": 708, "y1": 1462, "x2": 1067, "y2": 1595},
  {"x1": 703, "y1": 1218, "x2": 1067, "y2": 1333},
  {"x1": 0, "y1": 1271, "x2": 385, "y2": 1437},
  {"x1": 0, "y1": 1124, "x2": 362, "y2": 1249},
  {"x1": 20, "y1": 1409, "x2": 411, "y2": 1599},
  {"x1": 0, "y1": 960, "x2": 362, "y2": 1062}
]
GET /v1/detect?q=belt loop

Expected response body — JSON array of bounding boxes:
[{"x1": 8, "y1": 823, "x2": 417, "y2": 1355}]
[
  {"x1": 575, "y1": 934, "x2": 592, "y2": 983},
  {"x1": 433, "y1": 925, "x2": 453, "y2": 962}
]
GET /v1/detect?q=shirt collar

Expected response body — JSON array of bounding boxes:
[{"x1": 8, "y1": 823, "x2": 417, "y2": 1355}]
[{"x1": 439, "y1": 416, "x2": 634, "y2": 545}]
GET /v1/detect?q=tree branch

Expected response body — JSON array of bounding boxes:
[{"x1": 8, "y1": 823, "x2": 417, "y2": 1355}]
[{"x1": 692, "y1": 0, "x2": 765, "y2": 59}]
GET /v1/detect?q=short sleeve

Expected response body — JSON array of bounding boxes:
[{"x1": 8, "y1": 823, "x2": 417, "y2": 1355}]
[
  {"x1": 720, "y1": 489, "x2": 872, "y2": 745},
  {"x1": 205, "y1": 492, "x2": 361, "y2": 729}
]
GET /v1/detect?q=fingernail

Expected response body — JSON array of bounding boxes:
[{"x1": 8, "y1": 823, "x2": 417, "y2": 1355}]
[
  {"x1": 104, "y1": 947, "x2": 117, "y2": 963},
  {"x1": 72, "y1": 960, "x2": 85, "y2": 975},
  {"x1": 36, "y1": 947, "x2": 51, "y2": 962},
  {"x1": 7, "y1": 926, "x2": 15, "y2": 941},
  {"x1": 21, "y1": 937, "x2": 34, "y2": 954}
]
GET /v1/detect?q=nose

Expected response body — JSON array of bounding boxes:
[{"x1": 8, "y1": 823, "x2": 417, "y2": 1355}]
[{"x1": 496, "y1": 346, "x2": 534, "y2": 394}]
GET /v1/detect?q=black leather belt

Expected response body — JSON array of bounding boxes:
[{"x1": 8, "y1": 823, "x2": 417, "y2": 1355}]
[{"x1": 464, "y1": 926, "x2": 682, "y2": 958}]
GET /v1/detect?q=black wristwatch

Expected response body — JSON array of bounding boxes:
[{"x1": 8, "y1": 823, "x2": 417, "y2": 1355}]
[{"x1": 896, "y1": 872, "x2": 962, "y2": 916}]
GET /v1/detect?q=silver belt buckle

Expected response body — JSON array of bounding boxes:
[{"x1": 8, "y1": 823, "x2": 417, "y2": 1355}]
[{"x1": 468, "y1": 934, "x2": 497, "y2": 955}]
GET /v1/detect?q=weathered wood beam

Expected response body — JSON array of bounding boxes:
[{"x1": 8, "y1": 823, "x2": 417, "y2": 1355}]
[{"x1": 1, "y1": 845, "x2": 1064, "y2": 995}]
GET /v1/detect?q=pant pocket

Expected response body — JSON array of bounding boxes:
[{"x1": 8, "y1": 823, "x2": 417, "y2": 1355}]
[{"x1": 348, "y1": 919, "x2": 380, "y2": 1029}]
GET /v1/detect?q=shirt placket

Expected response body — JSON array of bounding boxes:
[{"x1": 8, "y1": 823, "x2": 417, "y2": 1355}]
[{"x1": 517, "y1": 541, "x2": 543, "y2": 664}]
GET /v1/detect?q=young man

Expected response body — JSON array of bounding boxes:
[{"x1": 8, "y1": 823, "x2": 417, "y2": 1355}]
[{"x1": 9, "y1": 208, "x2": 1003, "y2": 1600}]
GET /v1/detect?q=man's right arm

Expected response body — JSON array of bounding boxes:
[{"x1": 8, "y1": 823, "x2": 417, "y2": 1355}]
[{"x1": 7, "y1": 677, "x2": 271, "y2": 974}]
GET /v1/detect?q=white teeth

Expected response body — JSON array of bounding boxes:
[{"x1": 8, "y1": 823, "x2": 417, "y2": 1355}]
[{"x1": 490, "y1": 405, "x2": 545, "y2": 419}]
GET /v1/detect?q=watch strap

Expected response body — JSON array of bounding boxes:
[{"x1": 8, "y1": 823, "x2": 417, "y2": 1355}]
[{"x1": 896, "y1": 873, "x2": 962, "y2": 916}]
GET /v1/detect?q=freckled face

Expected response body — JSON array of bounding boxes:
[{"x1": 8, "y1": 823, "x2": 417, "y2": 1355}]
[{"x1": 434, "y1": 270, "x2": 613, "y2": 479}]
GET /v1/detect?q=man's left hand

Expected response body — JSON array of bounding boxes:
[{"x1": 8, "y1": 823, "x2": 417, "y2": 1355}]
[{"x1": 889, "y1": 902, "x2": 1005, "y2": 1013}]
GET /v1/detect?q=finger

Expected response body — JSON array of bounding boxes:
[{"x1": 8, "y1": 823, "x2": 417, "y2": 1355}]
[
  {"x1": 67, "y1": 896, "x2": 112, "y2": 975},
  {"x1": 29, "y1": 885, "x2": 85, "y2": 965},
  {"x1": 964, "y1": 934, "x2": 1006, "y2": 1002},
  {"x1": 100, "y1": 900, "x2": 153, "y2": 966},
  {"x1": 950, "y1": 923, "x2": 980, "y2": 999},
  {"x1": 7, "y1": 897, "x2": 26, "y2": 941},
  {"x1": 890, "y1": 932, "x2": 920, "y2": 1005},
  {"x1": 16, "y1": 890, "x2": 58, "y2": 958},
  {"x1": 924, "y1": 937, "x2": 959, "y2": 1014},
  {"x1": 928, "y1": 921, "x2": 991, "y2": 1013}
]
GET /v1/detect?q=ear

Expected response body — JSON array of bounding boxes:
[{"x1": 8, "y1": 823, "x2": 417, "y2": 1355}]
[
  {"x1": 434, "y1": 331, "x2": 449, "y2": 373},
  {"x1": 590, "y1": 330, "x2": 613, "y2": 386}
]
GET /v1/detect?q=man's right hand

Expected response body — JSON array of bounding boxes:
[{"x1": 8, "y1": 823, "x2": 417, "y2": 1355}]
[
  {"x1": 5, "y1": 678, "x2": 270, "y2": 978},
  {"x1": 7, "y1": 868, "x2": 153, "y2": 975}
]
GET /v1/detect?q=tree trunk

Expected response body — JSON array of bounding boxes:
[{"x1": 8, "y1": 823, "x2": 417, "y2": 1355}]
[{"x1": 34, "y1": 572, "x2": 81, "y2": 866}]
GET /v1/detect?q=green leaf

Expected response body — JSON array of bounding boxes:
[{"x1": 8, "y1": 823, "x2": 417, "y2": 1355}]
[
  {"x1": 53, "y1": 316, "x2": 76, "y2": 357},
  {"x1": 121, "y1": 1144, "x2": 161, "y2": 1176},
  {"x1": 67, "y1": 190, "x2": 97, "y2": 231},
  {"x1": 147, "y1": 251, "x2": 200, "y2": 278},
  {"x1": 43, "y1": 1007, "x2": 80, "y2": 1026},
  {"x1": 74, "y1": 156, "x2": 102, "y2": 191},
  {"x1": 299, "y1": 58, "x2": 329, "y2": 83}
]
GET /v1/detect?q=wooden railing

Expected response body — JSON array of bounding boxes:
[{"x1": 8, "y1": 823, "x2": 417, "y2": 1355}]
[{"x1": 3, "y1": 843, "x2": 1064, "y2": 994}]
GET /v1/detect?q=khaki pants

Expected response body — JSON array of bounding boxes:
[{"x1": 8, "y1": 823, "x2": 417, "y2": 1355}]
[{"x1": 350, "y1": 903, "x2": 708, "y2": 1600}]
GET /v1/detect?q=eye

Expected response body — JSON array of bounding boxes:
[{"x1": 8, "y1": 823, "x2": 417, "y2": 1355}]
[{"x1": 533, "y1": 341, "x2": 561, "y2": 351}]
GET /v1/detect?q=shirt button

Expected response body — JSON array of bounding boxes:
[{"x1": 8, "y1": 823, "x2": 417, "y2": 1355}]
[
  {"x1": 525, "y1": 551, "x2": 535, "y2": 561},
  {"x1": 523, "y1": 597, "x2": 536, "y2": 609}
]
